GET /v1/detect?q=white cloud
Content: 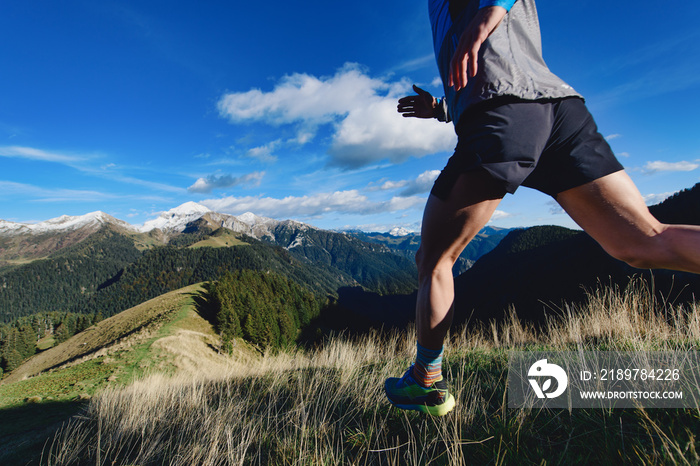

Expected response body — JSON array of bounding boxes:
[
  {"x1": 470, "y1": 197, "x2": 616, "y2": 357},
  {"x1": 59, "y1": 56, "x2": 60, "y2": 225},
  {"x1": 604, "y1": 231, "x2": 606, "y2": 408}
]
[
  {"x1": 289, "y1": 130, "x2": 315, "y2": 145},
  {"x1": 200, "y1": 190, "x2": 424, "y2": 219},
  {"x1": 489, "y1": 210, "x2": 512, "y2": 222},
  {"x1": 389, "y1": 54, "x2": 435, "y2": 73},
  {"x1": 401, "y1": 170, "x2": 440, "y2": 196},
  {"x1": 188, "y1": 171, "x2": 265, "y2": 194},
  {"x1": 246, "y1": 141, "x2": 279, "y2": 163},
  {"x1": 113, "y1": 175, "x2": 185, "y2": 193},
  {"x1": 0, "y1": 181, "x2": 107, "y2": 200},
  {"x1": 217, "y1": 63, "x2": 456, "y2": 169},
  {"x1": 547, "y1": 200, "x2": 566, "y2": 215},
  {"x1": 0, "y1": 180, "x2": 169, "y2": 203},
  {"x1": 376, "y1": 170, "x2": 441, "y2": 197},
  {"x1": 643, "y1": 161, "x2": 699, "y2": 173},
  {"x1": 605, "y1": 134, "x2": 622, "y2": 141},
  {"x1": 327, "y1": 97, "x2": 455, "y2": 169},
  {"x1": 378, "y1": 180, "x2": 408, "y2": 191},
  {"x1": 643, "y1": 192, "x2": 675, "y2": 205},
  {"x1": 0, "y1": 145, "x2": 85, "y2": 163},
  {"x1": 218, "y1": 63, "x2": 381, "y2": 125}
]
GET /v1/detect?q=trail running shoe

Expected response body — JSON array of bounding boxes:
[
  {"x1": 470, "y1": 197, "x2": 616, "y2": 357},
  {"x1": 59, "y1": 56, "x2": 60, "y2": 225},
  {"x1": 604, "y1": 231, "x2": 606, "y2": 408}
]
[{"x1": 384, "y1": 365, "x2": 455, "y2": 416}]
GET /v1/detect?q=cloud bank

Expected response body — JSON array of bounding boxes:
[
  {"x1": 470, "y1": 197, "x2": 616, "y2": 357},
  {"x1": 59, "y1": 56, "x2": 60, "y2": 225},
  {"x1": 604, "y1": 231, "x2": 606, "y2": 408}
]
[
  {"x1": 376, "y1": 170, "x2": 441, "y2": 197},
  {"x1": 200, "y1": 190, "x2": 425, "y2": 219},
  {"x1": 643, "y1": 161, "x2": 699, "y2": 173},
  {"x1": 188, "y1": 171, "x2": 265, "y2": 194},
  {"x1": 0, "y1": 146, "x2": 85, "y2": 164},
  {"x1": 217, "y1": 63, "x2": 456, "y2": 170}
]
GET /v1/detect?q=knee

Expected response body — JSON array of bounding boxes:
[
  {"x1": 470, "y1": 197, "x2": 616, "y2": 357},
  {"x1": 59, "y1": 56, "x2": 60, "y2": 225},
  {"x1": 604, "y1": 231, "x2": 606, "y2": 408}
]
[
  {"x1": 608, "y1": 247, "x2": 655, "y2": 269},
  {"x1": 415, "y1": 245, "x2": 457, "y2": 278},
  {"x1": 602, "y1": 232, "x2": 668, "y2": 269},
  {"x1": 415, "y1": 246, "x2": 430, "y2": 276}
]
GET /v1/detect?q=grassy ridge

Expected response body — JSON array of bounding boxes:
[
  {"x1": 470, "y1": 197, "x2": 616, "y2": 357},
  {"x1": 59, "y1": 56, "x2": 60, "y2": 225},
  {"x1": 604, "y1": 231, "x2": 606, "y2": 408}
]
[
  {"x1": 1, "y1": 284, "x2": 201, "y2": 385},
  {"x1": 0, "y1": 283, "x2": 248, "y2": 465},
  {"x1": 42, "y1": 280, "x2": 700, "y2": 465}
]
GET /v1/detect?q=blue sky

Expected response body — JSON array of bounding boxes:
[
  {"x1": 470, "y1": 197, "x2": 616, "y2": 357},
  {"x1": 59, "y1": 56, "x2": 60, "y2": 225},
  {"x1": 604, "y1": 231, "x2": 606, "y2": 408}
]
[{"x1": 1, "y1": 0, "x2": 699, "y2": 232}]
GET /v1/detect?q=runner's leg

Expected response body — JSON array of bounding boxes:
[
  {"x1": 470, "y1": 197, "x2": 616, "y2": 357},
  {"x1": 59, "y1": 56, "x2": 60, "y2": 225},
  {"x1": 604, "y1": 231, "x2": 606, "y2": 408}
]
[
  {"x1": 416, "y1": 170, "x2": 506, "y2": 350},
  {"x1": 556, "y1": 170, "x2": 700, "y2": 273}
]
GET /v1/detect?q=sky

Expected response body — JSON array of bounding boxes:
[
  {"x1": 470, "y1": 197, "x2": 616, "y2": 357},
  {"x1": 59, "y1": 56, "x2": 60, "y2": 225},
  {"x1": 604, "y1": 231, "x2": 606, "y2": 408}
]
[{"x1": 1, "y1": 0, "x2": 699, "y2": 233}]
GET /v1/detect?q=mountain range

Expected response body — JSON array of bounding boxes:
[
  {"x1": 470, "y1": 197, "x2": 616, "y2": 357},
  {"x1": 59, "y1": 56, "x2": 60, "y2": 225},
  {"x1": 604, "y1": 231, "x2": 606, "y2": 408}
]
[
  {"x1": 0, "y1": 202, "x2": 508, "y2": 325},
  {"x1": 3, "y1": 181, "x2": 699, "y2": 330},
  {"x1": 0, "y1": 202, "x2": 508, "y2": 270}
]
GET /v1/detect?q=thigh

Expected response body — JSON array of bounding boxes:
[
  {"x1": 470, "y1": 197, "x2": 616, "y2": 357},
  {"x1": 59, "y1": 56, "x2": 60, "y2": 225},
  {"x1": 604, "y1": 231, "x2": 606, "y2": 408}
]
[
  {"x1": 420, "y1": 169, "x2": 506, "y2": 267},
  {"x1": 555, "y1": 170, "x2": 663, "y2": 254}
]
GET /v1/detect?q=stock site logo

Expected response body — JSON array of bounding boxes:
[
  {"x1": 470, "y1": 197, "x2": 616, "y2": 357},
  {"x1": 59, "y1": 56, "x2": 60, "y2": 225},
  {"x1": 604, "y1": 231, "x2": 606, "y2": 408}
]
[{"x1": 528, "y1": 359, "x2": 568, "y2": 399}]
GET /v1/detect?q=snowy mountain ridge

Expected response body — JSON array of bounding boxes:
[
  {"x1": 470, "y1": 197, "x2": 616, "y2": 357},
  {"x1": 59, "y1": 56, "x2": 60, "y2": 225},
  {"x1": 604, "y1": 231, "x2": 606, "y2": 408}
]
[
  {"x1": 0, "y1": 211, "x2": 136, "y2": 236},
  {"x1": 0, "y1": 202, "x2": 322, "y2": 244}
]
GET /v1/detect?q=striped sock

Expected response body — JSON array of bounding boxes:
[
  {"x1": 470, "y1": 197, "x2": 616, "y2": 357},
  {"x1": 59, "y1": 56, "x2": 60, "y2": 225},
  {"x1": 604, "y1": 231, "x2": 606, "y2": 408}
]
[{"x1": 412, "y1": 342, "x2": 444, "y2": 388}]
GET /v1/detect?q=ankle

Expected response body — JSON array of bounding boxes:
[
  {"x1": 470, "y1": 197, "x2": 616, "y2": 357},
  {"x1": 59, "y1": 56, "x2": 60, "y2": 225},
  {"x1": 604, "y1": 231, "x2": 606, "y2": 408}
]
[{"x1": 413, "y1": 342, "x2": 444, "y2": 388}]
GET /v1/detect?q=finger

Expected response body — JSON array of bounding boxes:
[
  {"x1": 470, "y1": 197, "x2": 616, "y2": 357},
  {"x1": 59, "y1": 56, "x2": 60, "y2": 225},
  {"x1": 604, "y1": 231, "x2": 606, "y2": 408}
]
[
  {"x1": 468, "y1": 43, "x2": 480, "y2": 78},
  {"x1": 413, "y1": 85, "x2": 429, "y2": 97},
  {"x1": 451, "y1": 42, "x2": 469, "y2": 91},
  {"x1": 448, "y1": 55, "x2": 458, "y2": 88},
  {"x1": 453, "y1": 53, "x2": 467, "y2": 91}
]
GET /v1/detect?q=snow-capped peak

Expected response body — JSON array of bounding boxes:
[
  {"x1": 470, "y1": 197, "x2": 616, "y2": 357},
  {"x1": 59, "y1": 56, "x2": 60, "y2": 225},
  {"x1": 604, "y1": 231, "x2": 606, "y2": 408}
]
[
  {"x1": 389, "y1": 227, "x2": 413, "y2": 237},
  {"x1": 139, "y1": 202, "x2": 212, "y2": 233},
  {"x1": 237, "y1": 211, "x2": 273, "y2": 226},
  {"x1": 0, "y1": 211, "x2": 135, "y2": 235},
  {"x1": 166, "y1": 201, "x2": 211, "y2": 217}
]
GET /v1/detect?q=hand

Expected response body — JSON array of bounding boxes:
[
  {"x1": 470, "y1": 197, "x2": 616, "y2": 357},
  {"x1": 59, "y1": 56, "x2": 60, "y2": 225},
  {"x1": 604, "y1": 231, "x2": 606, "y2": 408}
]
[
  {"x1": 448, "y1": 6, "x2": 508, "y2": 91},
  {"x1": 397, "y1": 85, "x2": 437, "y2": 119}
]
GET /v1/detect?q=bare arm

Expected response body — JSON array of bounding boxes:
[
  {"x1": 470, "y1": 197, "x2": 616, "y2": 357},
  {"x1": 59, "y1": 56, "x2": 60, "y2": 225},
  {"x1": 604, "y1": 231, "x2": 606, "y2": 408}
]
[{"x1": 448, "y1": 6, "x2": 508, "y2": 91}]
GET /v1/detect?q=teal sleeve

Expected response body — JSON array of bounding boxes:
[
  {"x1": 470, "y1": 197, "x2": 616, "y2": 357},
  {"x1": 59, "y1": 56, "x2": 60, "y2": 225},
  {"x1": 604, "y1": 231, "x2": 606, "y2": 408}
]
[{"x1": 478, "y1": 0, "x2": 516, "y2": 11}]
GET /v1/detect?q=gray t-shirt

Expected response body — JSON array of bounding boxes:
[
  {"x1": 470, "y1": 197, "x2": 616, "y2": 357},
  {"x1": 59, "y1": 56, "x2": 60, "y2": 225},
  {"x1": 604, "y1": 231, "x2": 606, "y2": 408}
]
[{"x1": 430, "y1": 0, "x2": 581, "y2": 126}]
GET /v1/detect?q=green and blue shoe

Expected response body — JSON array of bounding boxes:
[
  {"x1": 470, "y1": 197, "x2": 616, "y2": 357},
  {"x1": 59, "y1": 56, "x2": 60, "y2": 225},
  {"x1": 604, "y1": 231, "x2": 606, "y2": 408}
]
[{"x1": 384, "y1": 365, "x2": 456, "y2": 416}]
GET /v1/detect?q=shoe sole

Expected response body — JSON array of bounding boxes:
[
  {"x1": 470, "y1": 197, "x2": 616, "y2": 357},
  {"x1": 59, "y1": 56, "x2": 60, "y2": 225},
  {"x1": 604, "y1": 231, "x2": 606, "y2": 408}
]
[{"x1": 388, "y1": 393, "x2": 456, "y2": 416}]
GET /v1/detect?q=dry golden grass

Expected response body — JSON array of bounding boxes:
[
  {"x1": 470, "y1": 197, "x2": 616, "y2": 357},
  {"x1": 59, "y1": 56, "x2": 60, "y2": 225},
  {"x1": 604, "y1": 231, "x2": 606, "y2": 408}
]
[{"x1": 42, "y1": 279, "x2": 700, "y2": 465}]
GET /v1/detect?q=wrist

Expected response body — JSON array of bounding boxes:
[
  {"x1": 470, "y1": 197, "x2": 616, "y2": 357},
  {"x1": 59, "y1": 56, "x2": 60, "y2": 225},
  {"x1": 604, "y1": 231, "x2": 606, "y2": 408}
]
[{"x1": 434, "y1": 98, "x2": 450, "y2": 122}]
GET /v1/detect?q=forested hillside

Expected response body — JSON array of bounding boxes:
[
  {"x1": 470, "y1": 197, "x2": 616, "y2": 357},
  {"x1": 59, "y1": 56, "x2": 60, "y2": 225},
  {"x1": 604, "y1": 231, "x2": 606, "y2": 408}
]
[
  {"x1": 1, "y1": 224, "x2": 417, "y2": 324},
  {"x1": 197, "y1": 270, "x2": 321, "y2": 350},
  {"x1": 0, "y1": 311, "x2": 101, "y2": 375},
  {"x1": 84, "y1": 238, "x2": 353, "y2": 318},
  {"x1": 269, "y1": 223, "x2": 418, "y2": 294},
  {"x1": 0, "y1": 229, "x2": 141, "y2": 322}
]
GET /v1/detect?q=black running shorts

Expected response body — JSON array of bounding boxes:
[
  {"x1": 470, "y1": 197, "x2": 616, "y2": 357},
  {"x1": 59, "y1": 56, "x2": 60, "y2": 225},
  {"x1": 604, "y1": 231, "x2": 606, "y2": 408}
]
[{"x1": 430, "y1": 97, "x2": 624, "y2": 199}]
